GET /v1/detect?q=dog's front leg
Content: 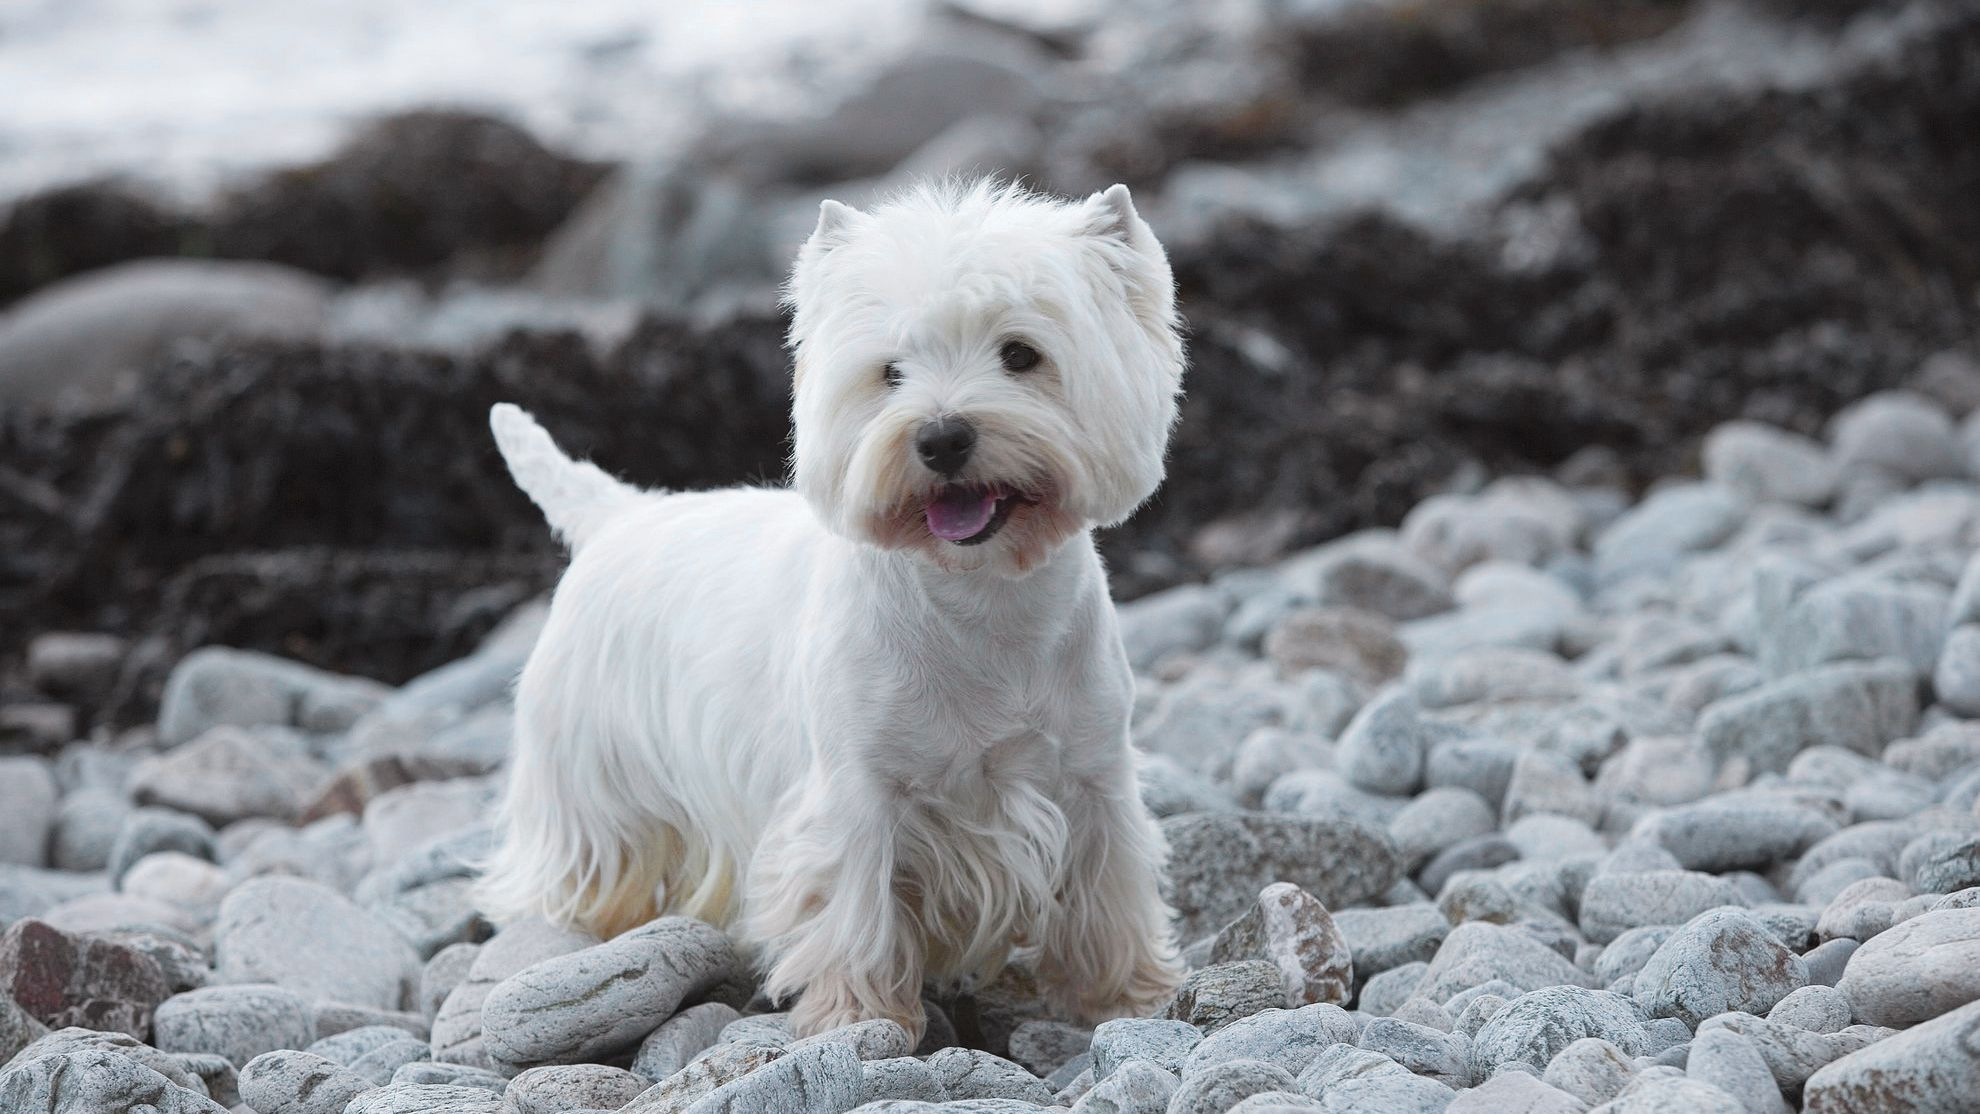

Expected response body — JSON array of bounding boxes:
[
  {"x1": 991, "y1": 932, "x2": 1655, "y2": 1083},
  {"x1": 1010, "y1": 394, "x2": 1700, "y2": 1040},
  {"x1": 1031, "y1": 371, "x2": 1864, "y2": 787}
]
[
  {"x1": 747, "y1": 769, "x2": 927, "y2": 1041},
  {"x1": 1037, "y1": 754, "x2": 1185, "y2": 1022}
]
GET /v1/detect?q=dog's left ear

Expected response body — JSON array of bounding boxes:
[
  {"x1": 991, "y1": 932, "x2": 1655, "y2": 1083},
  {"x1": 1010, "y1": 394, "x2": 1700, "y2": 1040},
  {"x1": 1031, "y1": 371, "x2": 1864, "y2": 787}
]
[
  {"x1": 808, "y1": 199, "x2": 862, "y2": 252},
  {"x1": 1087, "y1": 184, "x2": 1143, "y2": 242}
]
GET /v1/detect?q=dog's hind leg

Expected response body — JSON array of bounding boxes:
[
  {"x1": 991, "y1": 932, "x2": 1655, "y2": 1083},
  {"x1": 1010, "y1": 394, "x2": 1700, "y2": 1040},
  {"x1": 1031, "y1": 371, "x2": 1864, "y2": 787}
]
[{"x1": 474, "y1": 651, "x2": 699, "y2": 939}]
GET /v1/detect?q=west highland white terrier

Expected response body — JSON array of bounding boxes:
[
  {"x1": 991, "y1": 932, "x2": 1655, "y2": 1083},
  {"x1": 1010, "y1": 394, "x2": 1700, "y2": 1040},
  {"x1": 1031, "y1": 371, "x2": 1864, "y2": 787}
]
[{"x1": 477, "y1": 180, "x2": 1188, "y2": 1039}]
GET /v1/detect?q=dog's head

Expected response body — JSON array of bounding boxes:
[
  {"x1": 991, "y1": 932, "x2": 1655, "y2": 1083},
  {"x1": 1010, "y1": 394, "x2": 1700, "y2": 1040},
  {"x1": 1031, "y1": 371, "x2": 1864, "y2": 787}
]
[{"x1": 785, "y1": 180, "x2": 1185, "y2": 575}]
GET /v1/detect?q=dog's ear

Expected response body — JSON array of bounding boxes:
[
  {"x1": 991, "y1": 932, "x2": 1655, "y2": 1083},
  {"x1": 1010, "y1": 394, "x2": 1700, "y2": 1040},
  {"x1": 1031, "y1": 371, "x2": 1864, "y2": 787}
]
[
  {"x1": 1086, "y1": 184, "x2": 1143, "y2": 242},
  {"x1": 809, "y1": 199, "x2": 861, "y2": 251}
]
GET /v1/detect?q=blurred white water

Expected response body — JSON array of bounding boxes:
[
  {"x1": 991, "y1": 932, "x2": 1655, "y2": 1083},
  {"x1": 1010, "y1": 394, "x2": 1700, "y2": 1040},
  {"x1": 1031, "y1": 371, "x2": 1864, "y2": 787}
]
[{"x1": 0, "y1": 0, "x2": 952, "y2": 203}]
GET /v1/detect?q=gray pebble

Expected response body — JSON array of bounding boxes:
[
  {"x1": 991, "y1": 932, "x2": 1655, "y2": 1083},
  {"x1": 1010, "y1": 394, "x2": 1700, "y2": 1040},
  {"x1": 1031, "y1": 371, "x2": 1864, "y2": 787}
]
[
  {"x1": 1417, "y1": 922, "x2": 1594, "y2": 1003},
  {"x1": 1899, "y1": 831, "x2": 1980, "y2": 893},
  {"x1": 636, "y1": 1003, "x2": 743, "y2": 1081},
  {"x1": 1161, "y1": 813, "x2": 1399, "y2": 941},
  {"x1": 1068, "y1": 1059, "x2": 1176, "y2": 1114},
  {"x1": 1356, "y1": 1016, "x2": 1471, "y2": 1086},
  {"x1": 675, "y1": 1042, "x2": 861, "y2": 1114},
  {"x1": 1579, "y1": 870, "x2": 1747, "y2": 944},
  {"x1": 1208, "y1": 882, "x2": 1353, "y2": 1007},
  {"x1": 1634, "y1": 908, "x2": 1807, "y2": 1026},
  {"x1": 1800, "y1": 938, "x2": 1859, "y2": 988},
  {"x1": 1161, "y1": 960, "x2": 1285, "y2": 1030},
  {"x1": 1685, "y1": 1027, "x2": 1789, "y2": 1114},
  {"x1": 481, "y1": 916, "x2": 736, "y2": 1068},
  {"x1": 394, "y1": 1062, "x2": 509, "y2": 1093},
  {"x1": 1803, "y1": 997, "x2": 1980, "y2": 1113},
  {"x1": 239, "y1": 1049, "x2": 375, "y2": 1114},
  {"x1": 153, "y1": 984, "x2": 315, "y2": 1067},
  {"x1": 1473, "y1": 986, "x2": 1654, "y2": 1074},
  {"x1": 1765, "y1": 985, "x2": 1852, "y2": 1033},
  {"x1": 346, "y1": 1083, "x2": 504, "y2": 1113},
  {"x1": 1836, "y1": 908, "x2": 1980, "y2": 1027},
  {"x1": 503, "y1": 1064, "x2": 647, "y2": 1114},
  {"x1": 215, "y1": 875, "x2": 421, "y2": 1012},
  {"x1": 1165, "y1": 1059, "x2": 1295, "y2": 1114},
  {"x1": 1696, "y1": 660, "x2": 1916, "y2": 777},
  {"x1": 1090, "y1": 1018, "x2": 1200, "y2": 1082},
  {"x1": 1636, "y1": 796, "x2": 1842, "y2": 874},
  {"x1": 1331, "y1": 905, "x2": 1448, "y2": 978},
  {"x1": 0, "y1": 1047, "x2": 227, "y2": 1114},
  {"x1": 858, "y1": 1057, "x2": 945, "y2": 1106},
  {"x1": 1541, "y1": 1036, "x2": 1637, "y2": 1107},
  {"x1": 926, "y1": 1048, "x2": 1053, "y2": 1104},
  {"x1": 1183, "y1": 1003, "x2": 1357, "y2": 1078}
]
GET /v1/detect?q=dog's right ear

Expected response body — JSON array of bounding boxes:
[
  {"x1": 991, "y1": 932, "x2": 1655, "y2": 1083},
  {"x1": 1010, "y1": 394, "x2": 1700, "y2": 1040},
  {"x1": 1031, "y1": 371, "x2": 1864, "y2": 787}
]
[{"x1": 808, "y1": 199, "x2": 861, "y2": 252}]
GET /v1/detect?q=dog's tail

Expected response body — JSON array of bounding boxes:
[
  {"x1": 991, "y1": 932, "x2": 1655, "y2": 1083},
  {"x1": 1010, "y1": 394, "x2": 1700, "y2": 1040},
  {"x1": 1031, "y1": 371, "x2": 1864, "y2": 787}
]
[{"x1": 489, "y1": 403, "x2": 638, "y2": 548}]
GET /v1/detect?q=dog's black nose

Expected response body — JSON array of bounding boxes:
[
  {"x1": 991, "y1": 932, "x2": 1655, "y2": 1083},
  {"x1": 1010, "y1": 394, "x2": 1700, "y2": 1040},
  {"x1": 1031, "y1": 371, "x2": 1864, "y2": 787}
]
[{"x1": 915, "y1": 416, "x2": 976, "y2": 476}]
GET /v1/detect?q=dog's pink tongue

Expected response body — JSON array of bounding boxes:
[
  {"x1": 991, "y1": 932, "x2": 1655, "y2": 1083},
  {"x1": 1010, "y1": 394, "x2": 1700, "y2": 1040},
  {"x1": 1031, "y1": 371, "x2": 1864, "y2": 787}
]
[{"x1": 926, "y1": 488, "x2": 998, "y2": 541}]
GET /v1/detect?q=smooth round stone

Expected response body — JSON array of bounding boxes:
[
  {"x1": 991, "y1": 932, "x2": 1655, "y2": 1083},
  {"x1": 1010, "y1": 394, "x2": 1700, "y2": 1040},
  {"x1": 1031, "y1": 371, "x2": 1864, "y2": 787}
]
[
  {"x1": 0, "y1": 1047, "x2": 227, "y2": 1114},
  {"x1": 1803, "y1": 998, "x2": 1980, "y2": 1113},
  {"x1": 1837, "y1": 909, "x2": 1980, "y2": 1027},
  {"x1": 480, "y1": 917, "x2": 736, "y2": 1068},
  {"x1": 1163, "y1": 1059, "x2": 1296, "y2": 1114},
  {"x1": 238, "y1": 1050, "x2": 374, "y2": 1114},
  {"x1": 1633, "y1": 909, "x2": 1807, "y2": 1027},
  {"x1": 152, "y1": 984, "x2": 315, "y2": 1067},
  {"x1": 1578, "y1": 870, "x2": 1747, "y2": 945}
]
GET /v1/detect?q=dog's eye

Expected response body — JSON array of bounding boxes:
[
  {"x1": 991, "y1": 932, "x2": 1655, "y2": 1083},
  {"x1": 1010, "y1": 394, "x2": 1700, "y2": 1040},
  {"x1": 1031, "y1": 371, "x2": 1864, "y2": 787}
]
[
  {"x1": 999, "y1": 340, "x2": 1042, "y2": 373},
  {"x1": 882, "y1": 362, "x2": 903, "y2": 388}
]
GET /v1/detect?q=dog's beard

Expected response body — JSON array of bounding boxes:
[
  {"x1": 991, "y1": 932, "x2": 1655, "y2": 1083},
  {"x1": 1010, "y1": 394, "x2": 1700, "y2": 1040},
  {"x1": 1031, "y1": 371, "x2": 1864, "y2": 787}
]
[{"x1": 839, "y1": 412, "x2": 1088, "y2": 574}]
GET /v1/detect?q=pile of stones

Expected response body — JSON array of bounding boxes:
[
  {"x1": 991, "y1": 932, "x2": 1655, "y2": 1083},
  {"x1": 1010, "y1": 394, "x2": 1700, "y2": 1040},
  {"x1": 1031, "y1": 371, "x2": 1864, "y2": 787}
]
[{"x1": 6, "y1": 387, "x2": 1980, "y2": 1111}]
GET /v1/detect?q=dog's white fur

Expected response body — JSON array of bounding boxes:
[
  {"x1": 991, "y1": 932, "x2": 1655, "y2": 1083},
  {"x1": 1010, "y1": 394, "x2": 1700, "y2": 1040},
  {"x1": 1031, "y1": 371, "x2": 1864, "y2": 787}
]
[{"x1": 477, "y1": 180, "x2": 1188, "y2": 1039}]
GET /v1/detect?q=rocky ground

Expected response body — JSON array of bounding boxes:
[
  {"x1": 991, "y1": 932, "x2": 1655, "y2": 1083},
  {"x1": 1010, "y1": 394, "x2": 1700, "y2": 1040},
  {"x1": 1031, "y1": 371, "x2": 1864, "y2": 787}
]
[{"x1": 6, "y1": 390, "x2": 1980, "y2": 1112}]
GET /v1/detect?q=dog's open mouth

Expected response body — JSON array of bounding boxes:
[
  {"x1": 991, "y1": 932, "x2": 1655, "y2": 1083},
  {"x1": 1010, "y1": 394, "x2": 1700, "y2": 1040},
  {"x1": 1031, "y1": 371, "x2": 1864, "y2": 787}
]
[{"x1": 925, "y1": 484, "x2": 1024, "y2": 546}]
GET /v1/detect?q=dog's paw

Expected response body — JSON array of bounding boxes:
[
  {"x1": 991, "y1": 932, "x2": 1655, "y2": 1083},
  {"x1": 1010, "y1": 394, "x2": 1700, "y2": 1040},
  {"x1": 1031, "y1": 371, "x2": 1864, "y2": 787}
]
[
  {"x1": 1054, "y1": 945, "x2": 1186, "y2": 1022},
  {"x1": 790, "y1": 979, "x2": 927, "y2": 1046}
]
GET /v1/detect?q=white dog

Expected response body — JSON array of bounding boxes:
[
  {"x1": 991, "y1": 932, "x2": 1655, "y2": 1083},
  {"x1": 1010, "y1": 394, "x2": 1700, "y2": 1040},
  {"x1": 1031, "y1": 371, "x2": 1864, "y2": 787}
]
[{"x1": 477, "y1": 180, "x2": 1188, "y2": 1040}]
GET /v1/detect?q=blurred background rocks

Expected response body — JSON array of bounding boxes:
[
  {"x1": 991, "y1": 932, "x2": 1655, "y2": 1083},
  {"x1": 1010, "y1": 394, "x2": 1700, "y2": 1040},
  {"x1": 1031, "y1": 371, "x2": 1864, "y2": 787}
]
[{"x1": 1, "y1": 0, "x2": 1977, "y2": 730}]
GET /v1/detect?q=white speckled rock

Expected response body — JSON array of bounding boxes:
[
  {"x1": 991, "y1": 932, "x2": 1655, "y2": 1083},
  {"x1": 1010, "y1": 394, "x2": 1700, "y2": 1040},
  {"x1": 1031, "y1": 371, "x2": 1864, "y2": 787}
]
[
  {"x1": 1445, "y1": 1070, "x2": 1586, "y2": 1114},
  {"x1": 672, "y1": 1042, "x2": 861, "y2": 1114},
  {"x1": 1702, "y1": 421, "x2": 1838, "y2": 507},
  {"x1": 346, "y1": 1082, "x2": 504, "y2": 1113},
  {"x1": 1209, "y1": 883, "x2": 1354, "y2": 1007},
  {"x1": 1695, "y1": 661, "x2": 1916, "y2": 777},
  {"x1": 1182, "y1": 1004, "x2": 1358, "y2": 1079},
  {"x1": 152, "y1": 984, "x2": 315, "y2": 1067},
  {"x1": 1579, "y1": 871, "x2": 1748, "y2": 944},
  {"x1": 1473, "y1": 987, "x2": 1654, "y2": 1074},
  {"x1": 0, "y1": 1047, "x2": 228, "y2": 1113},
  {"x1": 1166, "y1": 1059, "x2": 1296, "y2": 1114},
  {"x1": 502, "y1": 1063, "x2": 647, "y2": 1114},
  {"x1": 1766, "y1": 985, "x2": 1852, "y2": 1033},
  {"x1": 635, "y1": 1003, "x2": 743, "y2": 1082},
  {"x1": 1417, "y1": 923, "x2": 1595, "y2": 1003},
  {"x1": 1068, "y1": 1058, "x2": 1177, "y2": 1114},
  {"x1": 1542, "y1": 1036, "x2": 1636, "y2": 1108},
  {"x1": 1091, "y1": 1018, "x2": 1200, "y2": 1081},
  {"x1": 1803, "y1": 997, "x2": 1980, "y2": 1113},
  {"x1": 480, "y1": 917, "x2": 736, "y2": 1069},
  {"x1": 1686, "y1": 1027, "x2": 1789, "y2": 1114},
  {"x1": 238, "y1": 1049, "x2": 376, "y2": 1114},
  {"x1": 158, "y1": 646, "x2": 388, "y2": 747},
  {"x1": 1162, "y1": 813, "x2": 1399, "y2": 941},
  {"x1": 1634, "y1": 909, "x2": 1807, "y2": 1026},
  {"x1": 1836, "y1": 908, "x2": 1980, "y2": 1027},
  {"x1": 215, "y1": 876, "x2": 421, "y2": 1012},
  {"x1": 1357, "y1": 1016, "x2": 1471, "y2": 1087}
]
